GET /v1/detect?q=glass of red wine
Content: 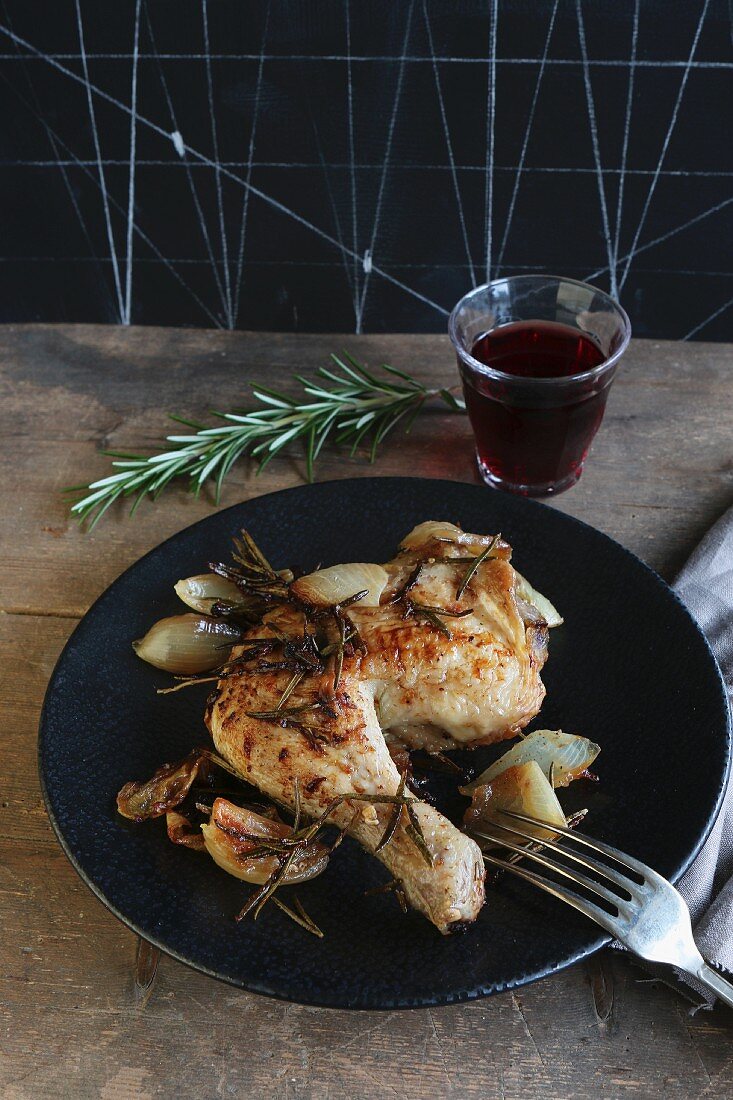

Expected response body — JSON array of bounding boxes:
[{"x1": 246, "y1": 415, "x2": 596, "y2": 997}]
[{"x1": 449, "y1": 276, "x2": 631, "y2": 495}]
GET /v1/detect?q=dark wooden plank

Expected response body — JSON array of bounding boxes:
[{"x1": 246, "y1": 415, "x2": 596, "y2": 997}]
[
  {"x1": 2, "y1": 325, "x2": 732, "y2": 1098},
  {"x1": 0, "y1": 326, "x2": 731, "y2": 619}
]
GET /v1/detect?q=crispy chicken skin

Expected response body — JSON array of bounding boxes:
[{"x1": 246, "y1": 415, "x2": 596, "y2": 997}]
[
  {"x1": 352, "y1": 524, "x2": 549, "y2": 750},
  {"x1": 208, "y1": 667, "x2": 485, "y2": 933},
  {"x1": 206, "y1": 660, "x2": 479, "y2": 928},
  {"x1": 207, "y1": 521, "x2": 551, "y2": 933}
]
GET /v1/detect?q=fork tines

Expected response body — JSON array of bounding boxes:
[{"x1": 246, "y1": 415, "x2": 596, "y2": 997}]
[
  {"x1": 473, "y1": 811, "x2": 733, "y2": 1009},
  {"x1": 473, "y1": 810, "x2": 652, "y2": 936}
]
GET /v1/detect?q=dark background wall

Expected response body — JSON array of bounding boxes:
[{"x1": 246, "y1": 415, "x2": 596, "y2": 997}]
[{"x1": 0, "y1": 0, "x2": 731, "y2": 339}]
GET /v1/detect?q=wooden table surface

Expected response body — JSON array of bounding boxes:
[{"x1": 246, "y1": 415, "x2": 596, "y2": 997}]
[{"x1": 2, "y1": 325, "x2": 732, "y2": 1099}]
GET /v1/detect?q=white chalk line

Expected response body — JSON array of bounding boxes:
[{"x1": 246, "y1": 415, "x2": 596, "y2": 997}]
[
  {"x1": 356, "y1": 0, "x2": 416, "y2": 329},
  {"x1": 484, "y1": 0, "x2": 498, "y2": 281},
  {"x1": 74, "y1": 0, "x2": 124, "y2": 321},
  {"x1": 124, "y1": 0, "x2": 142, "y2": 324},
  {"x1": 611, "y1": 0, "x2": 639, "y2": 276},
  {"x1": 144, "y1": 3, "x2": 228, "y2": 321},
  {"x1": 495, "y1": 0, "x2": 558, "y2": 275},
  {"x1": 0, "y1": 21, "x2": 449, "y2": 320},
  {"x1": 619, "y1": 0, "x2": 711, "y2": 290},
  {"x1": 576, "y1": 0, "x2": 616, "y2": 296},
  {"x1": 233, "y1": 1, "x2": 270, "y2": 323},
  {"x1": 201, "y1": 0, "x2": 232, "y2": 325},
  {"x1": 423, "y1": 0, "x2": 476, "y2": 286}
]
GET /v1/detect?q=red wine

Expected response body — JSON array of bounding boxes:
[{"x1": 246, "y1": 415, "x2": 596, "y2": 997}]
[
  {"x1": 461, "y1": 320, "x2": 609, "y2": 494},
  {"x1": 470, "y1": 320, "x2": 605, "y2": 379}
]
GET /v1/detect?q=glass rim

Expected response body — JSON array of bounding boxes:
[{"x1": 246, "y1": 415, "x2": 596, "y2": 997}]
[{"x1": 448, "y1": 274, "x2": 632, "y2": 387}]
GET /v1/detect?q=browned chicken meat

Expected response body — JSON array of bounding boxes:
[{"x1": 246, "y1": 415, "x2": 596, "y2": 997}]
[
  {"x1": 207, "y1": 521, "x2": 560, "y2": 934},
  {"x1": 354, "y1": 521, "x2": 552, "y2": 751}
]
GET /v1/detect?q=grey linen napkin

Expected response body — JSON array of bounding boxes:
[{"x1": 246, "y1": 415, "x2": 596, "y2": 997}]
[
  {"x1": 615, "y1": 505, "x2": 733, "y2": 1003},
  {"x1": 673, "y1": 505, "x2": 733, "y2": 988}
]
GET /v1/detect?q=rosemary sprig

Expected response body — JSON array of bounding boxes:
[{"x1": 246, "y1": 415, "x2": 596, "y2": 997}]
[
  {"x1": 276, "y1": 669, "x2": 305, "y2": 711},
  {"x1": 332, "y1": 614, "x2": 348, "y2": 693},
  {"x1": 456, "y1": 534, "x2": 501, "y2": 600},
  {"x1": 245, "y1": 702, "x2": 323, "y2": 721},
  {"x1": 409, "y1": 604, "x2": 453, "y2": 639},
  {"x1": 292, "y1": 778, "x2": 302, "y2": 834},
  {"x1": 364, "y1": 878, "x2": 409, "y2": 913},
  {"x1": 233, "y1": 778, "x2": 431, "y2": 932},
  {"x1": 236, "y1": 846, "x2": 300, "y2": 921},
  {"x1": 405, "y1": 803, "x2": 434, "y2": 868},
  {"x1": 273, "y1": 895, "x2": 324, "y2": 938},
  {"x1": 67, "y1": 353, "x2": 465, "y2": 528},
  {"x1": 388, "y1": 561, "x2": 424, "y2": 605},
  {"x1": 375, "y1": 768, "x2": 408, "y2": 853},
  {"x1": 403, "y1": 600, "x2": 473, "y2": 641}
]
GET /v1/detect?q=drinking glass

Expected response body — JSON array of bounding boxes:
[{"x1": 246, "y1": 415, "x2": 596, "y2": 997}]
[{"x1": 449, "y1": 276, "x2": 631, "y2": 495}]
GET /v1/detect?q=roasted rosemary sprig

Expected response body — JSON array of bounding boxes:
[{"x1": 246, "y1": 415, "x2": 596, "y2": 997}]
[
  {"x1": 67, "y1": 353, "x2": 465, "y2": 528},
  {"x1": 272, "y1": 895, "x2": 324, "y2": 938},
  {"x1": 456, "y1": 534, "x2": 501, "y2": 599},
  {"x1": 385, "y1": 560, "x2": 472, "y2": 641},
  {"x1": 364, "y1": 878, "x2": 409, "y2": 913},
  {"x1": 234, "y1": 780, "x2": 432, "y2": 930}
]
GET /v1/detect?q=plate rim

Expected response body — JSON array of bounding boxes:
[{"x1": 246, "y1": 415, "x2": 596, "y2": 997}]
[{"x1": 38, "y1": 476, "x2": 732, "y2": 1009}]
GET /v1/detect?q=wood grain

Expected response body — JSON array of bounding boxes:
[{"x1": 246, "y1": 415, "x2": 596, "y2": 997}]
[{"x1": 1, "y1": 324, "x2": 732, "y2": 1099}]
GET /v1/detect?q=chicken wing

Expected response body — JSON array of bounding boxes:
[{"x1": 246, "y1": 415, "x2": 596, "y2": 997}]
[{"x1": 352, "y1": 520, "x2": 550, "y2": 750}]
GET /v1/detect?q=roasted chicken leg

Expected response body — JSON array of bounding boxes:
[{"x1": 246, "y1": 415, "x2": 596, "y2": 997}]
[{"x1": 207, "y1": 521, "x2": 557, "y2": 933}]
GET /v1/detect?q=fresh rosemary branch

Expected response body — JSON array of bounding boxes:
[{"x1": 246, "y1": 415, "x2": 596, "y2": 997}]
[{"x1": 67, "y1": 352, "x2": 465, "y2": 529}]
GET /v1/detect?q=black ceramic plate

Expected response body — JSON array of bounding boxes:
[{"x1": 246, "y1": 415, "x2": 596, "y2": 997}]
[{"x1": 39, "y1": 478, "x2": 731, "y2": 1009}]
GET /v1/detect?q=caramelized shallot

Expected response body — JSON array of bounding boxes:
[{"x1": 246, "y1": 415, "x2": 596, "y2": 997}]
[
  {"x1": 201, "y1": 798, "x2": 330, "y2": 885},
  {"x1": 464, "y1": 761, "x2": 566, "y2": 846},
  {"x1": 174, "y1": 573, "x2": 244, "y2": 613},
  {"x1": 117, "y1": 749, "x2": 208, "y2": 821},
  {"x1": 463, "y1": 730, "x2": 600, "y2": 792},
  {"x1": 133, "y1": 613, "x2": 241, "y2": 674},
  {"x1": 166, "y1": 810, "x2": 206, "y2": 849},
  {"x1": 514, "y1": 573, "x2": 564, "y2": 627}
]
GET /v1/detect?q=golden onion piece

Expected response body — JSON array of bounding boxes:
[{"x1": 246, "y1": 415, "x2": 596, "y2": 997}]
[
  {"x1": 514, "y1": 572, "x2": 563, "y2": 627},
  {"x1": 166, "y1": 810, "x2": 206, "y2": 850},
  {"x1": 464, "y1": 760, "x2": 566, "y2": 847},
  {"x1": 399, "y1": 520, "x2": 465, "y2": 548},
  {"x1": 398, "y1": 520, "x2": 509, "y2": 559},
  {"x1": 117, "y1": 749, "x2": 207, "y2": 821},
  {"x1": 463, "y1": 730, "x2": 599, "y2": 793},
  {"x1": 201, "y1": 798, "x2": 330, "y2": 885},
  {"x1": 132, "y1": 614, "x2": 241, "y2": 674},
  {"x1": 399, "y1": 520, "x2": 505, "y2": 549},
  {"x1": 174, "y1": 573, "x2": 243, "y2": 613},
  {"x1": 291, "y1": 562, "x2": 388, "y2": 608}
]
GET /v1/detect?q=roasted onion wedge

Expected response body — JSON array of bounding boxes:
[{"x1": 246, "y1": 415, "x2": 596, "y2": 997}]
[
  {"x1": 399, "y1": 521, "x2": 465, "y2": 548},
  {"x1": 463, "y1": 730, "x2": 600, "y2": 793},
  {"x1": 291, "y1": 562, "x2": 388, "y2": 608},
  {"x1": 463, "y1": 761, "x2": 566, "y2": 846},
  {"x1": 514, "y1": 573, "x2": 563, "y2": 627},
  {"x1": 166, "y1": 810, "x2": 206, "y2": 849},
  {"x1": 201, "y1": 798, "x2": 330, "y2": 885},
  {"x1": 399, "y1": 520, "x2": 509, "y2": 557}
]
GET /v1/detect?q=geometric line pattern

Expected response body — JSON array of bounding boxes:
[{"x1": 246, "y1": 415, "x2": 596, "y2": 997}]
[{"x1": 0, "y1": 0, "x2": 730, "y2": 340}]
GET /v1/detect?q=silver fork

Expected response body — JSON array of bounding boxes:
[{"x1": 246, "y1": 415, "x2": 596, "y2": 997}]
[{"x1": 476, "y1": 809, "x2": 733, "y2": 1008}]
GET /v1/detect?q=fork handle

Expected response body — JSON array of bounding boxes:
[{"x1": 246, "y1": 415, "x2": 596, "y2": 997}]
[{"x1": 688, "y1": 961, "x2": 733, "y2": 1010}]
